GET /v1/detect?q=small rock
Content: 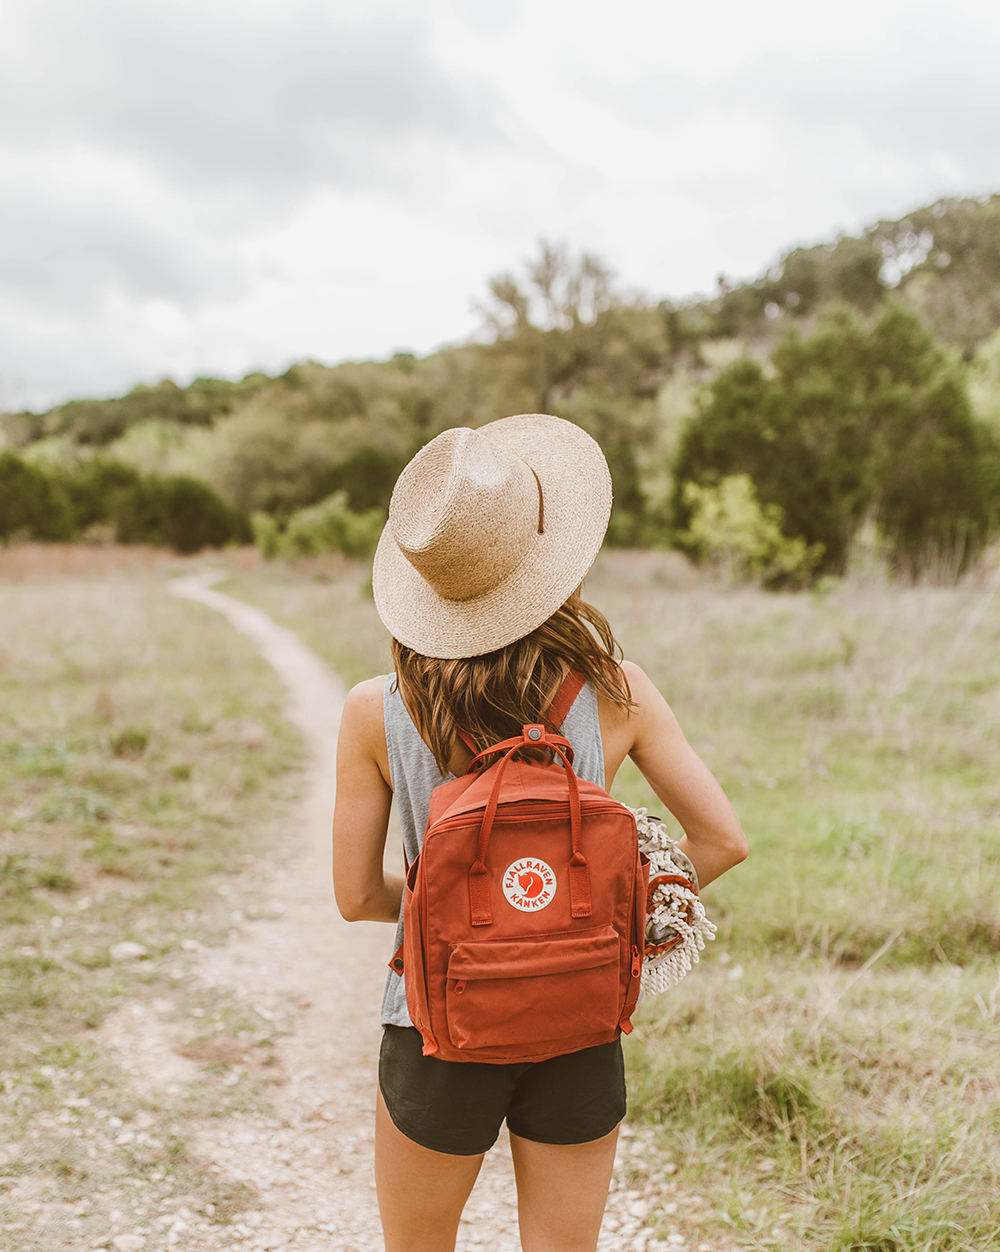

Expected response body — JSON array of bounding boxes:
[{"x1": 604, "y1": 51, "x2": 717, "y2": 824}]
[
  {"x1": 109, "y1": 942, "x2": 148, "y2": 963},
  {"x1": 668, "y1": 1237, "x2": 686, "y2": 1247},
  {"x1": 112, "y1": 1236, "x2": 146, "y2": 1251}
]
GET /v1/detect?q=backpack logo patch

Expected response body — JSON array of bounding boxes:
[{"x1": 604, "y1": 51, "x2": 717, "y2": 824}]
[{"x1": 503, "y1": 858, "x2": 556, "y2": 912}]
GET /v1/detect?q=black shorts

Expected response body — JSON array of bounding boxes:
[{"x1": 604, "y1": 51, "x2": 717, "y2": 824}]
[{"x1": 378, "y1": 1025, "x2": 626, "y2": 1156}]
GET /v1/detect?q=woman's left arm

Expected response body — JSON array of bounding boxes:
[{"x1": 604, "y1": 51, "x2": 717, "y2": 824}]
[{"x1": 332, "y1": 677, "x2": 403, "y2": 924}]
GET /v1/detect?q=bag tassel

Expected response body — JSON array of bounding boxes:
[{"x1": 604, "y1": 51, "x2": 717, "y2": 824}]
[{"x1": 628, "y1": 807, "x2": 717, "y2": 996}]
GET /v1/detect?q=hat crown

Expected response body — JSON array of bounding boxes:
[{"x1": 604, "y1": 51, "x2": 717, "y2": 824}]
[{"x1": 389, "y1": 427, "x2": 540, "y2": 602}]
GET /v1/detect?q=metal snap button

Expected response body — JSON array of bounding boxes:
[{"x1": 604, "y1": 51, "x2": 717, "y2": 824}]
[{"x1": 527, "y1": 727, "x2": 542, "y2": 741}]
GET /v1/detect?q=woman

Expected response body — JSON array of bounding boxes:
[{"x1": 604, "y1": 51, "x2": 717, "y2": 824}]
[{"x1": 332, "y1": 415, "x2": 747, "y2": 1252}]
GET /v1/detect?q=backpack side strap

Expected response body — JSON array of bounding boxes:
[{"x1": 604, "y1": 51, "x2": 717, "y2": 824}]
[{"x1": 546, "y1": 669, "x2": 586, "y2": 730}]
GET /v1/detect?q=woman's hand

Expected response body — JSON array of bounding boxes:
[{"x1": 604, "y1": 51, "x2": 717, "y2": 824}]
[{"x1": 332, "y1": 677, "x2": 404, "y2": 924}]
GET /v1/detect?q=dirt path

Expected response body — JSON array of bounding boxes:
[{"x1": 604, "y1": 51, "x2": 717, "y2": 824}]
[{"x1": 156, "y1": 573, "x2": 687, "y2": 1252}]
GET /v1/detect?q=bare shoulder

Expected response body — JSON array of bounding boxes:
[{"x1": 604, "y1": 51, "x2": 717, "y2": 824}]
[
  {"x1": 338, "y1": 675, "x2": 391, "y2": 783},
  {"x1": 344, "y1": 674, "x2": 387, "y2": 708},
  {"x1": 619, "y1": 659, "x2": 660, "y2": 706},
  {"x1": 594, "y1": 659, "x2": 660, "y2": 781},
  {"x1": 340, "y1": 675, "x2": 388, "y2": 741},
  {"x1": 604, "y1": 660, "x2": 668, "y2": 722}
]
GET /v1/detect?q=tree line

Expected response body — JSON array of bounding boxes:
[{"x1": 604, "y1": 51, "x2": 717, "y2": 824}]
[
  {"x1": 3, "y1": 197, "x2": 1000, "y2": 579},
  {"x1": 0, "y1": 455, "x2": 247, "y2": 553}
]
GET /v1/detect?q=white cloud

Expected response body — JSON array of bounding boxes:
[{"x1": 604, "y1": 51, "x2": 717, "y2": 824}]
[{"x1": 2, "y1": 0, "x2": 1000, "y2": 410}]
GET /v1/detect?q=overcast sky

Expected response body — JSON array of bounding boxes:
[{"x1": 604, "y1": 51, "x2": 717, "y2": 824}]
[{"x1": 3, "y1": 0, "x2": 1000, "y2": 411}]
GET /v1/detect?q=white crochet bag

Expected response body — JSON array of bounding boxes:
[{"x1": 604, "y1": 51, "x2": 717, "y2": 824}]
[{"x1": 629, "y1": 807, "x2": 717, "y2": 995}]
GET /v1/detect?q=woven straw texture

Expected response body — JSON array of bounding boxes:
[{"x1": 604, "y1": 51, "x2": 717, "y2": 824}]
[{"x1": 372, "y1": 414, "x2": 612, "y2": 658}]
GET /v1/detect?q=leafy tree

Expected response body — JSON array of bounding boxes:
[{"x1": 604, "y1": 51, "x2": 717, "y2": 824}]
[
  {"x1": 113, "y1": 475, "x2": 249, "y2": 553},
  {"x1": 313, "y1": 445, "x2": 414, "y2": 513},
  {"x1": 55, "y1": 459, "x2": 142, "y2": 530},
  {"x1": 673, "y1": 304, "x2": 999, "y2": 576},
  {"x1": 479, "y1": 242, "x2": 671, "y2": 424},
  {"x1": 0, "y1": 453, "x2": 75, "y2": 540},
  {"x1": 604, "y1": 441, "x2": 651, "y2": 547},
  {"x1": 692, "y1": 195, "x2": 1000, "y2": 350}
]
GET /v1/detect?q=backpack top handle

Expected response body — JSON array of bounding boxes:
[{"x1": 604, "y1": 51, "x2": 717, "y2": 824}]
[{"x1": 456, "y1": 668, "x2": 587, "y2": 758}]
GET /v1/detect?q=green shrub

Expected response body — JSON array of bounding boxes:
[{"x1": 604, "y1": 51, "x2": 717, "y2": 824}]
[
  {"x1": 0, "y1": 452, "x2": 76, "y2": 541},
  {"x1": 55, "y1": 459, "x2": 142, "y2": 531},
  {"x1": 0, "y1": 454, "x2": 248, "y2": 552},
  {"x1": 109, "y1": 727, "x2": 149, "y2": 759},
  {"x1": 250, "y1": 510, "x2": 282, "y2": 558},
  {"x1": 679, "y1": 474, "x2": 825, "y2": 587},
  {"x1": 313, "y1": 445, "x2": 412, "y2": 513},
  {"x1": 253, "y1": 492, "x2": 383, "y2": 560},
  {"x1": 673, "y1": 304, "x2": 1000, "y2": 576},
  {"x1": 113, "y1": 474, "x2": 249, "y2": 553}
]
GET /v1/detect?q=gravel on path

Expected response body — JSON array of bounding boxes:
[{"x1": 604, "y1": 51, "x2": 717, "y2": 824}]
[{"x1": 138, "y1": 572, "x2": 715, "y2": 1252}]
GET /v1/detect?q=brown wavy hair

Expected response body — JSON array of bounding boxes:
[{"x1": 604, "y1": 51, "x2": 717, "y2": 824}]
[{"x1": 391, "y1": 592, "x2": 634, "y2": 774}]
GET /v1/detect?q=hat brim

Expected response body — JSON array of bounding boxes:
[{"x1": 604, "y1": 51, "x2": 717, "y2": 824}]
[{"x1": 372, "y1": 414, "x2": 612, "y2": 659}]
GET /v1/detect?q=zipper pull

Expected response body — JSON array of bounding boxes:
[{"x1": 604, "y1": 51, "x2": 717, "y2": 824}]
[{"x1": 631, "y1": 945, "x2": 642, "y2": 978}]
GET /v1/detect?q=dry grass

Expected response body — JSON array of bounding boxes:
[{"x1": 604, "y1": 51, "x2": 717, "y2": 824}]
[
  {"x1": 0, "y1": 542, "x2": 265, "y2": 581},
  {"x1": 4, "y1": 547, "x2": 997, "y2": 1250},
  {"x1": 0, "y1": 567, "x2": 303, "y2": 1249},
  {"x1": 219, "y1": 560, "x2": 391, "y2": 688},
  {"x1": 226, "y1": 551, "x2": 1000, "y2": 1251}
]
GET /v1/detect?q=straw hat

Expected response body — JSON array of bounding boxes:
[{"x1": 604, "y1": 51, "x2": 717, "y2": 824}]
[{"x1": 372, "y1": 414, "x2": 612, "y2": 658}]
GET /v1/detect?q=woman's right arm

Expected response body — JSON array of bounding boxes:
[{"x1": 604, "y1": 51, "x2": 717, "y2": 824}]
[
  {"x1": 621, "y1": 661, "x2": 748, "y2": 889},
  {"x1": 331, "y1": 678, "x2": 403, "y2": 924}
]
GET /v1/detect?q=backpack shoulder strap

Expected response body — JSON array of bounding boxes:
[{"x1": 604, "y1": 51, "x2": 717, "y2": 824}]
[
  {"x1": 546, "y1": 668, "x2": 586, "y2": 730},
  {"x1": 456, "y1": 668, "x2": 586, "y2": 757}
]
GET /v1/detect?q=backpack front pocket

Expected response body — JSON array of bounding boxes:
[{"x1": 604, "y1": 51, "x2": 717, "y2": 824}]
[{"x1": 445, "y1": 925, "x2": 621, "y2": 1051}]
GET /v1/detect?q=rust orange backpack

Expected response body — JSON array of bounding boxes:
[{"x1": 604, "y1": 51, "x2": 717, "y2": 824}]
[{"x1": 389, "y1": 670, "x2": 650, "y2": 1063}]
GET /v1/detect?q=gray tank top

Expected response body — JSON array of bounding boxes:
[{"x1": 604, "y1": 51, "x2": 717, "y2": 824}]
[{"x1": 380, "y1": 673, "x2": 606, "y2": 1028}]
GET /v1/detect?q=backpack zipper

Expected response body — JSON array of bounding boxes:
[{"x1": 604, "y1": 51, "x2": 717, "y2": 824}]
[{"x1": 429, "y1": 800, "x2": 630, "y2": 833}]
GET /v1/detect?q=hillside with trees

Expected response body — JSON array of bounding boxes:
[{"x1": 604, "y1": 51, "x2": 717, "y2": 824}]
[{"x1": 3, "y1": 195, "x2": 1000, "y2": 577}]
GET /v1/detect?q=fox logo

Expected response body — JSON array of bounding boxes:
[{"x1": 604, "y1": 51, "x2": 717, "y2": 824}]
[
  {"x1": 503, "y1": 858, "x2": 556, "y2": 912},
  {"x1": 518, "y1": 871, "x2": 544, "y2": 898}
]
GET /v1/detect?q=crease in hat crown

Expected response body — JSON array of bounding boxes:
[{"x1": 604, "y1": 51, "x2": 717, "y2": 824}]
[
  {"x1": 373, "y1": 412, "x2": 612, "y2": 658},
  {"x1": 388, "y1": 427, "x2": 540, "y2": 603}
]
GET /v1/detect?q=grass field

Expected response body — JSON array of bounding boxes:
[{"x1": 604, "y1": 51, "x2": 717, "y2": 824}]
[
  {"x1": 223, "y1": 551, "x2": 1000, "y2": 1252},
  {"x1": 0, "y1": 562, "x2": 303, "y2": 1250},
  {"x1": 3, "y1": 548, "x2": 998, "y2": 1251}
]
